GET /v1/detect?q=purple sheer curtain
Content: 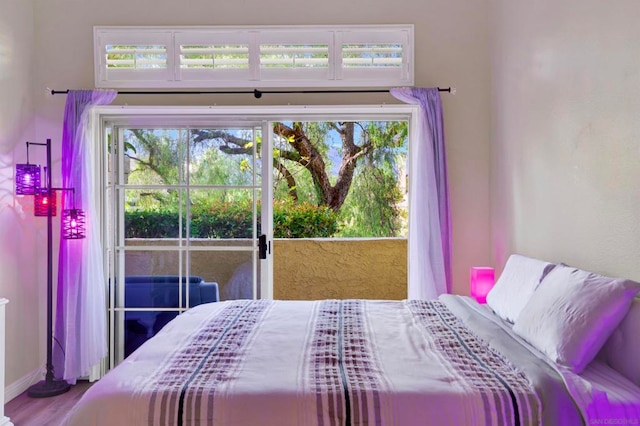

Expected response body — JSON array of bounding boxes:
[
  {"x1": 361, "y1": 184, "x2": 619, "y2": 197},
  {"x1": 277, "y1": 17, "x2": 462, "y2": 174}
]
[
  {"x1": 54, "y1": 90, "x2": 117, "y2": 381},
  {"x1": 391, "y1": 87, "x2": 452, "y2": 298}
]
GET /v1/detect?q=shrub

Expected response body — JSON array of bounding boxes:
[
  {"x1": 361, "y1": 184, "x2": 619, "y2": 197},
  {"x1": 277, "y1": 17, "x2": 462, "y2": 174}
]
[
  {"x1": 124, "y1": 210, "x2": 183, "y2": 238},
  {"x1": 125, "y1": 200, "x2": 339, "y2": 239},
  {"x1": 191, "y1": 201, "x2": 254, "y2": 239},
  {"x1": 272, "y1": 200, "x2": 339, "y2": 238}
]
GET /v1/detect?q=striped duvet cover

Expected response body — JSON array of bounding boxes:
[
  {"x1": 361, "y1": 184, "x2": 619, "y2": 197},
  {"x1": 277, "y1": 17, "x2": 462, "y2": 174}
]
[{"x1": 63, "y1": 296, "x2": 582, "y2": 426}]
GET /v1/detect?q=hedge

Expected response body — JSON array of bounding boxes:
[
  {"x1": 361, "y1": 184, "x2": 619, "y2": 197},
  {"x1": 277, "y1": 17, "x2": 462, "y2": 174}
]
[{"x1": 125, "y1": 200, "x2": 339, "y2": 239}]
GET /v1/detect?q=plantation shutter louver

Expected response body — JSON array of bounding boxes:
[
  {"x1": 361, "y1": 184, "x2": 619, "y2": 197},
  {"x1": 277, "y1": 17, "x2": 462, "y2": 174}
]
[{"x1": 96, "y1": 31, "x2": 173, "y2": 84}]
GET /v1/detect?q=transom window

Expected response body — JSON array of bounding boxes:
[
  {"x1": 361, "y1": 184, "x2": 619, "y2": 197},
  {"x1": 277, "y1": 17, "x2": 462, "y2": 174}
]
[{"x1": 94, "y1": 25, "x2": 414, "y2": 88}]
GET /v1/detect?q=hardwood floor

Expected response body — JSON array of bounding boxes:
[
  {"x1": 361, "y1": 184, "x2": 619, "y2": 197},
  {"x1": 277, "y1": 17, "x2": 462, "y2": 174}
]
[{"x1": 4, "y1": 381, "x2": 92, "y2": 426}]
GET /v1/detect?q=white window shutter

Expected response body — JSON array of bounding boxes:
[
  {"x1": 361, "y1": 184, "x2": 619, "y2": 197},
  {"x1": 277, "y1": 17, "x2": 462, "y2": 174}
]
[
  {"x1": 95, "y1": 29, "x2": 174, "y2": 87},
  {"x1": 174, "y1": 30, "x2": 253, "y2": 84},
  {"x1": 336, "y1": 27, "x2": 412, "y2": 85},
  {"x1": 94, "y1": 25, "x2": 414, "y2": 89},
  {"x1": 257, "y1": 29, "x2": 333, "y2": 83}
]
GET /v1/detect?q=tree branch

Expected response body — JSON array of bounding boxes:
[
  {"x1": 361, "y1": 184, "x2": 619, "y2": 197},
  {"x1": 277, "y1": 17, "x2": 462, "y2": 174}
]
[
  {"x1": 273, "y1": 159, "x2": 298, "y2": 201},
  {"x1": 128, "y1": 130, "x2": 169, "y2": 180},
  {"x1": 273, "y1": 122, "x2": 333, "y2": 207}
]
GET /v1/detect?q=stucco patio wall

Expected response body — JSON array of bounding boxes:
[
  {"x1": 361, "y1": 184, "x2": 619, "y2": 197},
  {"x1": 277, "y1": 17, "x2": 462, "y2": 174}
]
[{"x1": 123, "y1": 238, "x2": 407, "y2": 300}]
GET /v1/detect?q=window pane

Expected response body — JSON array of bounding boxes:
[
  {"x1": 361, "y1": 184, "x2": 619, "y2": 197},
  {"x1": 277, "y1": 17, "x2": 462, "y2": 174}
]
[
  {"x1": 189, "y1": 188, "x2": 258, "y2": 241},
  {"x1": 260, "y1": 44, "x2": 329, "y2": 69},
  {"x1": 106, "y1": 45, "x2": 167, "y2": 69},
  {"x1": 180, "y1": 45, "x2": 249, "y2": 69},
  {"x1": 123, "y1": 128, "x2": 185, "y2": 185},
  {"x1": 272, "y1": 120, "x2": 408, "y2": 238},
  {"x1": 189, "y1": 249, "x2": 255, "y2": 301},
  {"x1": 188, "y1": 128, "x2": 259, "y2": 186},
  {"x1": 124, "y1": 189, "x2": 184, "y2": 238},
  {"x1": 341, "y1": 44, "x2": 403, "y2": 68}
]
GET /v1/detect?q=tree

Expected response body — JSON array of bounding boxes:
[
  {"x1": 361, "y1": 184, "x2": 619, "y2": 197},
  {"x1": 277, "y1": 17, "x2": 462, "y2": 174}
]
[
  {"x1": 191, "y1": 121, "x2": 406, "y2": 212},
  {"x1": 338, "y1": 164, "x2": 405, "y2": 237},
  {"x1": 122, "y1": 120, "x2": 408, "y2": 237}
]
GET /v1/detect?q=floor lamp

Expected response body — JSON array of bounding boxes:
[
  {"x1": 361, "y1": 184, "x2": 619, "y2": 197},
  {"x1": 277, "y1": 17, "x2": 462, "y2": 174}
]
[{"x1": 15, "y1": 138, "x2": 86, "y2": 398}]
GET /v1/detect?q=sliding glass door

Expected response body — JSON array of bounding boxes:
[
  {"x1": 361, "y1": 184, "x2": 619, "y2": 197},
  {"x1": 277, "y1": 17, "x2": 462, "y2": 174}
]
[{"x1": 98, "y1": 105, "x2": 417, "y2": 368}]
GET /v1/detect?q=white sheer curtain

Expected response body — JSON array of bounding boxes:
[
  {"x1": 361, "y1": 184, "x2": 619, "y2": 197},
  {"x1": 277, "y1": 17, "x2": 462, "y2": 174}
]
[
  {"x1": 54, "y1": 90, "x2": 117, "y2": 382},
  {"x1": 392, "y1": 87, "x2": 451, "y2": 299}
]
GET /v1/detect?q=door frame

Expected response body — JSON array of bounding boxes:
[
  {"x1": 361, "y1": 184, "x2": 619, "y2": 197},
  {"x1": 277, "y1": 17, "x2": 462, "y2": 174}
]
[{"x1": 90, "y1": 103, "x2": 419, "y2": 367}]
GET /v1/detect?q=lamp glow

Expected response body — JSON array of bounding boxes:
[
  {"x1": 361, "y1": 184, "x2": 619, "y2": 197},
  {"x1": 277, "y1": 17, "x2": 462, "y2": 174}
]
[
  {"x1": 15, "y1": 164, "x2": 41, "y2": 195},
  {"x1": 34, "y1": 189, "x2": 57, "y2": 217},
  {"x1": 62, "y1": 209, "x2": 86, "y2": 239},
  {"x1": 470, "y1": 267, "x2": 495, "y2": 304}
]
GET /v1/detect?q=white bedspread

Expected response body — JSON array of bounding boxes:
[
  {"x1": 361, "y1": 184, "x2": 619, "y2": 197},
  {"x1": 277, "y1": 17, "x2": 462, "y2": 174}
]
[{"x1": 63, "y1": 299, "x2": 543, "y2": 426}]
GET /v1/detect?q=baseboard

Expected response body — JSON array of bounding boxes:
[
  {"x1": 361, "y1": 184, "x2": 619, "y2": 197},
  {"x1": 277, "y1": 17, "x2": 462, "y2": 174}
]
[{"x1": 5, "y1": 368, "x2": 43, "y2": 402}]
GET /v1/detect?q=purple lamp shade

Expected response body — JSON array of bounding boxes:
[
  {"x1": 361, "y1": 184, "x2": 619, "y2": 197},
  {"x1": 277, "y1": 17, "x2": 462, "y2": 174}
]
[
  {"x1": 470, "y1": 267, "x2": 495, "y2": 304},
  {"x1": 62, "y1": 209, "x2": 86, "y2": 239},
  {"x1": 15, "y1": 164, "x2": 41, "y2": 195},
  {"x1": 34, "y1": 189, "x2": 57, "y2": 217}
]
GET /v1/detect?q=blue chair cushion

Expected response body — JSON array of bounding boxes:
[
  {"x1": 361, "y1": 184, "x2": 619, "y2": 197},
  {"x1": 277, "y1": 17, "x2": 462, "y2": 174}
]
[
  {"x1": 124, "y1": 275, "x2": 219, "y2": 308},
  {"x1": 123, "y1": 275, "x2": 219, "y2": 356}
]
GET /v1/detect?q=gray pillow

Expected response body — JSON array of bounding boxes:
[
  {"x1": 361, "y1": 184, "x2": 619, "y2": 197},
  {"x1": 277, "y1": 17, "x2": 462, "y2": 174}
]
[{"x1": 597, "y1": 297, "x2": 640, "y2": 385}]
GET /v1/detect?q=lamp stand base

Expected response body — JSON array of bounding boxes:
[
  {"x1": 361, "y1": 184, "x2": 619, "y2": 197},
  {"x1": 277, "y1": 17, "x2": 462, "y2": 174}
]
[{"x1": 27, "y1": 379, "x2": 71, "y2": 398}]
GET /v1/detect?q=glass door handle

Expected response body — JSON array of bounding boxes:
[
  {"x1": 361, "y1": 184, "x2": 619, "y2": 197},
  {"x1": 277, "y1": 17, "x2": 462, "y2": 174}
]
[{"x1": 258, "y1": 234, "x2": 270, "y2": 259}]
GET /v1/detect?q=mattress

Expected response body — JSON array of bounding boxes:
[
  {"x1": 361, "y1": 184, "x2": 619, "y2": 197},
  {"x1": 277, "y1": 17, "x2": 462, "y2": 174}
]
[{"x1": 62, "y1": 295, "x2": 615, "y2": 425}]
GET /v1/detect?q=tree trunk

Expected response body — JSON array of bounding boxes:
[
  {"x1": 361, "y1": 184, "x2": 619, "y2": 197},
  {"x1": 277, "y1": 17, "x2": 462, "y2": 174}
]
[{"x1": 273, "y1": 122, "x2": 367, "y2": 211}]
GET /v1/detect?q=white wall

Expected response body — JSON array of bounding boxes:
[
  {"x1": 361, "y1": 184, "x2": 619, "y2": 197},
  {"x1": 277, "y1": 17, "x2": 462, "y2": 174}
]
[
  {"x1": 489, "y1": 0, "x2": 640, "y2": 280},
  {"x1": 0, "y1": 0, "x2": 44, "y2": 396}
]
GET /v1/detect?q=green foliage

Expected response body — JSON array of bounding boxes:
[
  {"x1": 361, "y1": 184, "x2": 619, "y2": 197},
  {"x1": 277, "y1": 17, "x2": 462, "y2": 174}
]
[
  {"x1": 337, "y1": 163, "x2": 406, "y2": 237},
  {"x1": 125, "y1": 129, "x2": 183, "y2": 185},
  {"x1": 124, "y1": 210, "x2": 183, "y2": 238},
  {"x1": 123, "y1": 120, "x2": 408, "y2": 238},
  {"x1": 125, "y1": 200, "x2": 339, "y2": 239},
  {"x1": 191, "y1": 200, "x2": 254, "y2": 238},
  {"x1": 273, "y1": 200, "x2": 339, "y2": 238}
]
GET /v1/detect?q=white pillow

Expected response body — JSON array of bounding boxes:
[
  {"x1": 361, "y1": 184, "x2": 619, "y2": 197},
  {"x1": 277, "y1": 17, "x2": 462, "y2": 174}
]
[
  {"x1": 597, "y1": 297, "x2": 640, "y2": 386},
  {"x1": 512, "y1": 265, "x2": 640, "y2": 373},
  {"x1": 486, "y1": 254, "x2": 556, "y2": 323}
]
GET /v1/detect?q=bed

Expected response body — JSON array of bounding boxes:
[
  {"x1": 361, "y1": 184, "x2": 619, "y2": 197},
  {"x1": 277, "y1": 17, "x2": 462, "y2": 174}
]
[{"x1": 63, "y1": 257, "x2": 640, "y2": 426}]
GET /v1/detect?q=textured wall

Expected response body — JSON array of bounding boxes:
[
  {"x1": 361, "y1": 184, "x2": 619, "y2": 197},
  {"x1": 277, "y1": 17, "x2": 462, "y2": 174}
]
[
  {"x1": 489, "y1": 0, "x2": 640, "y2": 280},
  {"x1": 123, "y1": 239, "x2": 407, "y2": 301},
  {"x1": 274, "y1": 239, "x2": 407, "y2": 300}
]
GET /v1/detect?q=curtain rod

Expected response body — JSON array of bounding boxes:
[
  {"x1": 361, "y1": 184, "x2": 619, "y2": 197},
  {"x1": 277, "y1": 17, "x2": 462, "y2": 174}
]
[{"x1": 50, "y1": 87, "x2": 454, "y2": 98}]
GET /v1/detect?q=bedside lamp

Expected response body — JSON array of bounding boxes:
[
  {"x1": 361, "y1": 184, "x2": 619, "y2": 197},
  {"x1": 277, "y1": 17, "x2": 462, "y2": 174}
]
[{"x1": 470, "y1": 267, "x2": 495, "y2": 304}]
